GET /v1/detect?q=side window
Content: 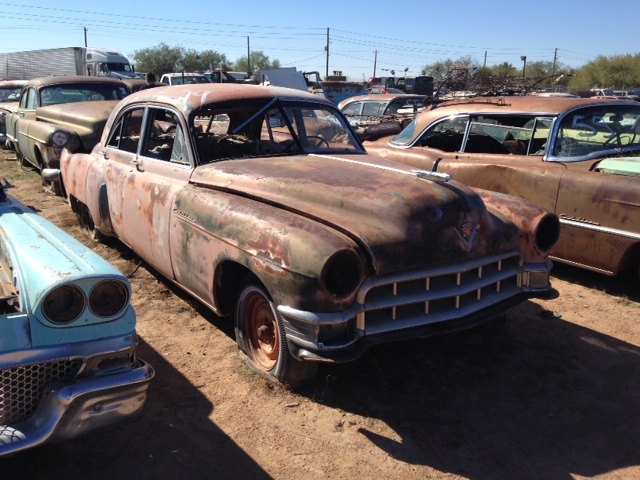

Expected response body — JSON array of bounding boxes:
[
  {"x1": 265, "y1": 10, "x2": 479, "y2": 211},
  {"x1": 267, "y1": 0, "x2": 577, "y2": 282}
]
[
  {"x1": 142, "y1": 108, "x2": 181, "y2": 161},
  {"x1": 342, "y1": 103, "x2": 362, "y2": 115},
  {"x1": 25, "y1": 88, "x2": 37, "y2": 109},
  {"x1": 107, "y1": 107, "x2": 145, "y2": 154},
  {"x1": 362, "y1": 102, "x2": 383, "y2": 116},
  {"x1": 170, "y1": 124, "x2": 189, "y2": 165},
  {"x1": 530, "y1": 118, "x2": 552, "y2": 155},
  {"x1": 464, "y1": 115, "x2": 538, "y2": 155},
  {"x1": 418, "y1": 117, "x2": 469, "y2": 151}
]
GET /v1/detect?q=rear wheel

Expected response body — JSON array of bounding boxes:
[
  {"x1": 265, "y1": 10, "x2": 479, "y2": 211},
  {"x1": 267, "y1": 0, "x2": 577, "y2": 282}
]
[{"x1": 234, "y1": 278, "x2": 317, "y2": 388}]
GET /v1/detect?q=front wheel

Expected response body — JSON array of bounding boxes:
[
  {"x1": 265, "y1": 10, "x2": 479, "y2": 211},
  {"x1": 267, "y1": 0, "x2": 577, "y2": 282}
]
[{"x1": 234, "y1": 278, "x2": 317, "y2": 388}]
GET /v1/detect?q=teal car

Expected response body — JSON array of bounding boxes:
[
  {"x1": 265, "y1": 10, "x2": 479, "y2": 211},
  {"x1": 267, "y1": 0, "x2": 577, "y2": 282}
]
[{"x1": 0, "y1": 182, "x2": 153, "y2": 456}]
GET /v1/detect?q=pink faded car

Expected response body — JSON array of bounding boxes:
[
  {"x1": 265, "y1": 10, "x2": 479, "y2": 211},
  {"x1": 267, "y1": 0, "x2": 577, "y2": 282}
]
[{"x1": 52, "y1": 84, "x2": 559, "y2": 387}]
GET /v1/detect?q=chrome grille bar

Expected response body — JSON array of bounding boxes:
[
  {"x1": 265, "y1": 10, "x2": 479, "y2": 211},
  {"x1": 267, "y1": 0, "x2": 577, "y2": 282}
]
[{"x1": 356, "y1": 252, "x2": 522, "y2": 336}]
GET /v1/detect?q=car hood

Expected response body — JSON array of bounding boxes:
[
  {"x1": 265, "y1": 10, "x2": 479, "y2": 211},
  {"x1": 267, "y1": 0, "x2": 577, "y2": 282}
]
[
  {"x1": 36, "y1": 100, "x2": 120, "y2": 149},
  {"x1": 594, "y1": 156, "x2": 640, "y2": 178},
  {"x1": 191, "y1": 153, "x2": 521, "y2": 274}
]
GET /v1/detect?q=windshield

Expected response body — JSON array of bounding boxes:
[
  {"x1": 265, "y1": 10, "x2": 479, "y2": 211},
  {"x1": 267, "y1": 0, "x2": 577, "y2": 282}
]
[
  {"x1": 0, "y1": 87, "x2": 22, "y2": 102},
  {"x1": 193, "y1": 99, "x2": 363, "y2": 162},
  {"x1": 553, "y1": 104, "x2": 640, "y2": 159},
  {"x1": 170, "y1": 75, "x2": 210, "y2": 85},
  {"x1": 106, "y1": 62, "x2": 133, "y2": 72},
  {"x1": 39, "y1": 83, "x2": 130, "y2": 106}
]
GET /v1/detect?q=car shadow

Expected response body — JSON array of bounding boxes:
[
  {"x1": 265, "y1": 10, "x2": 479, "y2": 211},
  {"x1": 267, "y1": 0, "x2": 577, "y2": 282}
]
[
  {"x1": 0, "y1": 337, "x2": 270, "y2": 480},
  {"x1": 309, "y1": 300, "x2": 640, "y2": 480},
  {"x1": 550, "y1": 262, "x2": 639, "y2": 302}
]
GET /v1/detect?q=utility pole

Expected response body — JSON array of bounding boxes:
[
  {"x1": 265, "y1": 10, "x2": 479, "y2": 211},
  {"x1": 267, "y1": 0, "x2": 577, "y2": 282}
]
[
  {"x1": 552, "y1": 48, "x2": 558, "y2": 75},
  {"x1": 84, "y1": 27, "x2": 88, "y2": 47},
  {"x1": 373, "y1": 50, "x2": 377, "y2": 79},
  {"x1": 520, "y1": 55, "x2": 527, "y2": 78},
  {"x1": 484, "y1": 50, "x2": 487, "y2": 67},
  {"x1": 325, "y1": 28, "x2": 330, "y2": 79},
  {"x1": 247, "y1": 36, "x2": 251, "y2": 77}
]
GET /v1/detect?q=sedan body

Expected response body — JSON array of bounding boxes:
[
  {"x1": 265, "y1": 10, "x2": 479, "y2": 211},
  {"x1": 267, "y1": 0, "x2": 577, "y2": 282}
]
[
  {"x1": 0, "y1": 185, "x2": 153, "y2": 456},
  {"x1": 5, "y1": 76, "x2": 130, "y2": 194},
  {"x1": 56, "y1": 84, "x2": 559, "y2": 387},
  {"x1": 364, "y1": 96, "x2": 640, "y2": 281}
]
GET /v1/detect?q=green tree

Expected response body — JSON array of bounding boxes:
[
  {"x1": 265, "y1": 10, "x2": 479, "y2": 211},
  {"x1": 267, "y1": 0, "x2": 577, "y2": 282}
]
[
  {"x1": 569, "y1": 54, "x2": 640, "y2": 90},
  {"x1": 494, "y1": 62, "x2": 518, "y2": 77},
  {"x1": 234, "y1": 51, "x2": 281, "y2": 75},
  {"x1": 198, "y1": 50, "x2": 232, "y2": 71},
  {"x1": 422, "y1": 56, "x2": 480, "y2": 78},
  {"x1": 131, "y1": 43, "x2": 184, "y2": 77},
  {"x1": 131, "y1": 43, "x2": 232, "y2": 78}
]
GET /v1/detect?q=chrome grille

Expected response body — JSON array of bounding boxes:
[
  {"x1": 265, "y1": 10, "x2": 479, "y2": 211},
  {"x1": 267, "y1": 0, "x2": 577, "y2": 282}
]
[
  {"x1": 357, "y1": 252, "x2": 522, "y2": 335},
  {"x1": 1, "y1": 359, "x2": 82, "y2": 425}
]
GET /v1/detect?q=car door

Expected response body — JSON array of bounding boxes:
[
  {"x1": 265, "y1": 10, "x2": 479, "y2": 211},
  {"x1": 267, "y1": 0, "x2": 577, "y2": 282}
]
[
  {"x1": 389, "y1": 114, "x2": 566, "y2": 215},
  {"x1": 103, "y1": 105, "x2": 192, "y2": 279},
  {"x1": 16, "y1": 87, "x2": 37, "y2": 159}
]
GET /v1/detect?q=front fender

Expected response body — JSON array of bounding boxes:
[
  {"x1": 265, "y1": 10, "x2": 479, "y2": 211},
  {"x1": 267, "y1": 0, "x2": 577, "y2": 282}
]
[
  {"x1": 172, "y1": 184, "x2": 365, "y2": 312},
  {"x1": 476, "y1": 188, "x2": 560, "y2": 263}
]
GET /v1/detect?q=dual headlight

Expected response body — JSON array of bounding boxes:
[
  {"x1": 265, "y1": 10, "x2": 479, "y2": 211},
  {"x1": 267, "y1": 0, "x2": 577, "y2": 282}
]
[{"x1": 42, "y1": 280, "x2": 130, "y2": 325}]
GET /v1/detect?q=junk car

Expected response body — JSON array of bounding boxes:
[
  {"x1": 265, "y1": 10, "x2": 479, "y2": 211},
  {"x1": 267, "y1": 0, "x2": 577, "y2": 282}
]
[
  {"x1": 0, "y1": 182, "x2": 153, "y2": 456},
  {"x1": 339, "y1": 93, "x2": 428, "y2": 140},
  {"x1": 363, "y1": 96, "x2": 640, "y2": 282},
  {"x1": 51, "y1": 84, "x2": 559, "y2": 387},
  {"x1": 4, "y1": 76, "x2": 130, "y2": 194},
  {"x1": 0, "y1": 80, "x2": 26, "y2": 148}
]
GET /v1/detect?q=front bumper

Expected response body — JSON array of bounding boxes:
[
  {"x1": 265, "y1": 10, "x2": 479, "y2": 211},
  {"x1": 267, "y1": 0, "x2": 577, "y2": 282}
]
[
  {"x1": 278, "y1": 254, "x2": 554, "y2": 363},
  {"x1": 0, "y1": 359, "x2": 154, "y2": 456}
]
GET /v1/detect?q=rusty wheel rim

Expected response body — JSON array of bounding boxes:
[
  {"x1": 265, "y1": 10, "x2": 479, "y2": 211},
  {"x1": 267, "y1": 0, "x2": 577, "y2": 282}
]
[{"x1": 245, "y1": 294, "x2": 279, "y2": 372}]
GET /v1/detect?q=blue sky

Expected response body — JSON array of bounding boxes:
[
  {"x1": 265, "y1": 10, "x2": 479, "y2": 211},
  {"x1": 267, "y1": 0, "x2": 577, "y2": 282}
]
[{"x1": 2, "y1": 0, "x2": 638, "y2": 81}]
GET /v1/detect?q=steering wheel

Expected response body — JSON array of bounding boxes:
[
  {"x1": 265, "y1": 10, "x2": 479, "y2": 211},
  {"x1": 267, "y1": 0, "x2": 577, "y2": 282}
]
[
  {"x1": 305, "y1": 135, "x2": 330, "y2": 149},
  {"x1": 604, "y1": 130, "x2": 635, "y2": 146}
]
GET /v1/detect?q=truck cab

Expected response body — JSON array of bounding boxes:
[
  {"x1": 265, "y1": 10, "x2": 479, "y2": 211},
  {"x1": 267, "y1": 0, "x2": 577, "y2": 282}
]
[{"x1": 85, "y1": 49, "x2": 140, "y2": 79}]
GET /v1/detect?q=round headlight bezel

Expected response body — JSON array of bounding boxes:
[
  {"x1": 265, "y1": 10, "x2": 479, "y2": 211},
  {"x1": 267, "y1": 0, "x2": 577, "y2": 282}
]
[
  {"x1": 534, "y1": 214, "x2": 561, "y2": 253},
  {"x1": 88, "y1": 280, "x2": 129, "y2": 318},
  {"x1": 42, "y1": 284, "x2": 86, "y2": 324},
  {"x1": 51, "y1": 130, "x2": 70, "y2": 147},
  {"x1": 321, "y1": 250, "x2": 364, "y2": 298}
]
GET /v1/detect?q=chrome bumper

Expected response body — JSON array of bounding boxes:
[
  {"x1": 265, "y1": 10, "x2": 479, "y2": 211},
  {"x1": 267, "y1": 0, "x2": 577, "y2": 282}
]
[{"x1": 0, "y1": 360, "x2": 154, "y2": 456}]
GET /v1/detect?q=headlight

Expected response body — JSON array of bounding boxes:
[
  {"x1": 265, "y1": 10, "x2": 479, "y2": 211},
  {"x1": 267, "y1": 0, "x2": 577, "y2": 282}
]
[
  {"x1": 89, "y1": 280, "x2": 129, "y2": 317},
  {"x1": 51, "y1": 130, "x2": 69, "y2": 147},
  {"x1": 534, "y1": 214, "x2": 560, "y2": 253},
  {"x1": 42, "y1": 285, "x2": 85, "y2": 324},
  {"x1": 322, "y1": 250, "x2": 363, "y2": 297}
]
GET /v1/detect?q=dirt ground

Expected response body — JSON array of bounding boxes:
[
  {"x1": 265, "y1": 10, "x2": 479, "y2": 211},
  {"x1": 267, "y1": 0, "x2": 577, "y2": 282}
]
[{"x1": 1, "y1": 149, "x2": 639, "y2": 480}]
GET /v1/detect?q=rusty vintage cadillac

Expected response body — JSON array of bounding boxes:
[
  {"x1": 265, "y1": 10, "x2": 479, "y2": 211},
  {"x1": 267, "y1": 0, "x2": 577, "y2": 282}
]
[
  {"x1": 52, "y1": 84, "x2": 559, "y2": 387},
  {"x1": 4, "y1": 76, "x2": 130, "y2": 194},
  {"x1": 364, "y1": 96, "x2": 640, "y2": 283}
]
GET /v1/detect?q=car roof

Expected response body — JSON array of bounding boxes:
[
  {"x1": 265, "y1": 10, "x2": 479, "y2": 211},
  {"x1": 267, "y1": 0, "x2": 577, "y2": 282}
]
[
  {"x1": 412, "y1": 96, "x2": 639, "y2": 133},
  {"x1": 339, "y1": 94, "x2": 426, "y2": 109},
  {"x1": 163, "y1": 72, "x2": 207, "y2": 77},
  {"x1": 118, "y1": 83, "x2": 334, "y2": 113},
  {"x1": 0, "y1": 80, "x2": 28, "y2": 88},
  {"x1": 24, "y1": 76, "x2": 127, "y2": 88}
]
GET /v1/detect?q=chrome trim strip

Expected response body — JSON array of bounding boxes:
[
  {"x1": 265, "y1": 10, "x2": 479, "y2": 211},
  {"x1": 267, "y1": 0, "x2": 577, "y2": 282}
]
[{"x1": 559, "y1": 217, "x2": 640, "y2": 241}]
